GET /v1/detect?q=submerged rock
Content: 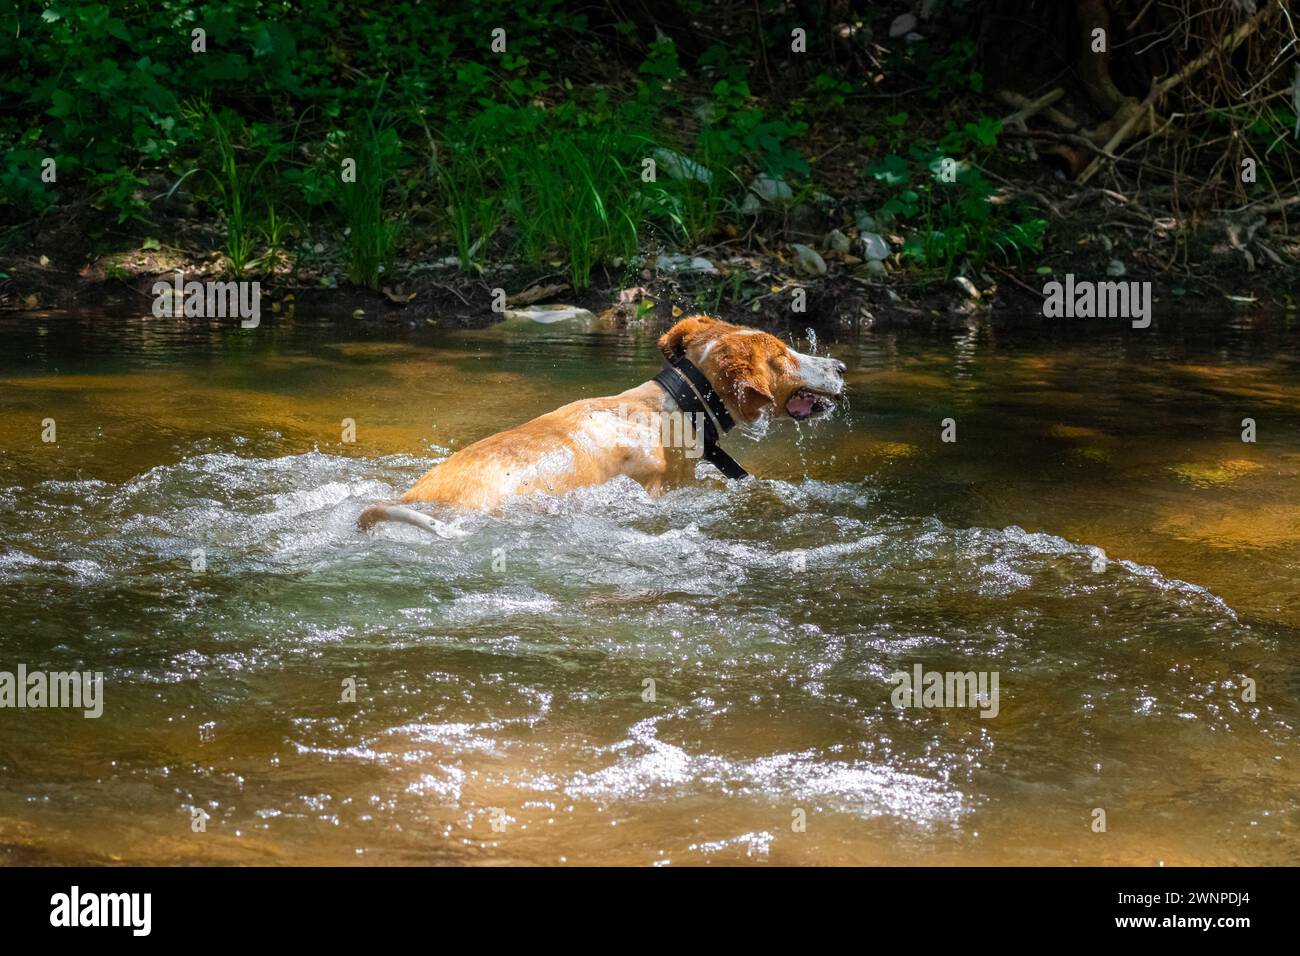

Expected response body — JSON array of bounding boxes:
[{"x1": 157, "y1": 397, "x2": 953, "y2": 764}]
[{"x1": 1169, "y1": 459, "x2": 1264, "y2": 486}]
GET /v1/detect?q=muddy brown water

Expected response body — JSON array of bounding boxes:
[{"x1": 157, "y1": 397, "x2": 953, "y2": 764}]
[{"x1": 0, "y1": 309, "x2": 1297, "y2": 865}]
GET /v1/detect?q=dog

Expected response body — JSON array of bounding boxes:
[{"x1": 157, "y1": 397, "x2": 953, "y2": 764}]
[{"x1": 358, "y1": 314, "x2": 845, "y2": 528}]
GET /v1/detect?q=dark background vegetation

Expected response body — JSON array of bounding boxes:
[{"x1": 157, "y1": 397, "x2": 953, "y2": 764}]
[{"x1": 1, "y1": 1, "x2": 1296, "y2": 316}]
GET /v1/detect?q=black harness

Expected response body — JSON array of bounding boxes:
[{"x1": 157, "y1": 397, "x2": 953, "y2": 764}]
[{"x1": 652, "y1": 355, "x2": 750, "y2": 480}]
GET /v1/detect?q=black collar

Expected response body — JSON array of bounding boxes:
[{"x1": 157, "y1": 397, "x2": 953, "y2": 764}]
[{"x1": 652, "y1": 355, "x2": 749, "y2": 480}]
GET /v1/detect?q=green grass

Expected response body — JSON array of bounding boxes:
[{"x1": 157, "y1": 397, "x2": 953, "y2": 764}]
[
  {"x1": 189, "y1": 102, "x2": 280, "y2": 278},
  {"x1": 445, "y1": 112, "x2": 648, "y2": 289},
  {"x1": 335, "y1": 84, "x2": 403, "y2": 289},
  {"x1": 637, "y1": 137, "x2": 744, "y2": 247},
  {"x1": 436, "y1": 131, "x2": 501, "y2": 272}
]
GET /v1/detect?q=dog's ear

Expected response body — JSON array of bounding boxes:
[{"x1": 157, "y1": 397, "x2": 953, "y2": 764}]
[
  {"x1": 714, "y1": 347, "x2": 777, "y2": 422},
  {"x1": 658, "y1": 314, "x2": 718, "y2": 361},
  {"x1": 736, "y1": 381, "x2": 775, "y2": 421}
]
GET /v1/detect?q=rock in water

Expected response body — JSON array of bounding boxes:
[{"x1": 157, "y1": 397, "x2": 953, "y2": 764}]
[{"x1": 504, "y1": 305, "x2": 597, "y2": 324}]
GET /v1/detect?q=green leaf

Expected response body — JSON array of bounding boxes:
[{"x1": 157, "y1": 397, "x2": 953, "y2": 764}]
[
  {"x1": 867, "y1": 153, "x2": 910, "y2": 187},
  {"x1": 964, "y1": 116, "x2": 1002, "y2": 147},
  {"x1": 47, "y1": 89, "x2": 76, "y2": 119}
]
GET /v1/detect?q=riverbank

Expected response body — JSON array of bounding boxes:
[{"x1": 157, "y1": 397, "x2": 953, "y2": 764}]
[
  {"x1": 3, "y1": 194, "x2": 1293, "y2": 330},
  {"x1": 3, "y1": 1, "x2": 1296, "y2": 327}
]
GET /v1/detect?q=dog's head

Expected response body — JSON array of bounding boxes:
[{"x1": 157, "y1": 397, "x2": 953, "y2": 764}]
[{"x1": 658, "y1": 315, "x2": 845, "y2": 425}]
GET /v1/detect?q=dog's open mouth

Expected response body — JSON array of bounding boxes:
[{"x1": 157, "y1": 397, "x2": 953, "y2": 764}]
[{"x1": 785, "y1": 388, "x2": 837, "y2": 421}]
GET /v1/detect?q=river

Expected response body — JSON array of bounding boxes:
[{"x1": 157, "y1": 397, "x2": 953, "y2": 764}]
[{"x1": 0, "y1": 309, "x2": 1296, "y2": 865}]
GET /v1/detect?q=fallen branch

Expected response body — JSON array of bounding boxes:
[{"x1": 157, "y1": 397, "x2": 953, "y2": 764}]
[
  {"x1": 997, "y1": 87, "x2": 1065, "y2": 125},
  {"x1": 990, "y1": 264, "x2": 1045, "y2": 300},
  {"x1": 1222, "y1": 195, "x2": 1300, "y2": 216},
  {"x1": 995, "y1": 89, "x2": 1078, "y2": 132},
  {"x1": 1000, "y1": 127, "x2": 1121, "y2": 161},
  {"x1": 1078, "y1": 4, "x2": 1273, "y2": 184}
]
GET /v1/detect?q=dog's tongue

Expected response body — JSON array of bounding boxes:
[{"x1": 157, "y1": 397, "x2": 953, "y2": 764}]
[{"x1": 786, "y1": 392, "x2": 816, "y2": 419}]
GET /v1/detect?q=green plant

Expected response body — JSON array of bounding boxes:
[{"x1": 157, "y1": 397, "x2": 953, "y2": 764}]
[
  {"x1": 699, "y1": 269, "x2": 746, "y2": 314},
  {"x1": 807, "y1": 72, "x2": 857, "y2": 116},
  {"x1": 637, "y1": 135, "x2": 745, "y2": 246},
  {"x1": 333, "y1": 84, "x2": 403, "y2": 288},
  {"x1": 926, "y1": 37, "x2": 984, "y2": 98},
  {"x1": 188, "y1": 102, "x2": 282, "y2": 277},
  {"x1": 436, "y1": 134, "x2": 500, "y2": 271},
  {"x1": 866, "y1": 120, "x2": 1047, "y2": 275},
  {"x1": 698, "y1": 83, "x2": 809, "y2": 182},
  {"x1": 253, "y1": 203, "x2": 290, "y2": 274},
  {"x1": 440, "y1": 100, "x2": 650, "y2": 289},
  {"x1": 494, "y1": 124, "x2": 641, "y2": 288}
]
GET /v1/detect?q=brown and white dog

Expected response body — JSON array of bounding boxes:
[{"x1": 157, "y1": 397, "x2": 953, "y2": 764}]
[{"x1": 358, "y1": 315, "x2": 845, "y2": 529}]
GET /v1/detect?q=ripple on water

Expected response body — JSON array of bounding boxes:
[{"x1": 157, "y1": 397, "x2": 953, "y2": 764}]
[{"x1": 0, "y1": 448, "x2": 1289, "y2": 855}]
